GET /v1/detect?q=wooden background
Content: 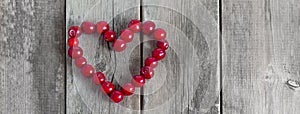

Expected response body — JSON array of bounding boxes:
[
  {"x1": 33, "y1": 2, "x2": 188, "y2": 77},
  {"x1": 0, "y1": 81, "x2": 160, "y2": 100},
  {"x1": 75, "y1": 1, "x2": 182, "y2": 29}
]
[{"x1": 1, "y1": 0, "x2": 300, "y2": 114}]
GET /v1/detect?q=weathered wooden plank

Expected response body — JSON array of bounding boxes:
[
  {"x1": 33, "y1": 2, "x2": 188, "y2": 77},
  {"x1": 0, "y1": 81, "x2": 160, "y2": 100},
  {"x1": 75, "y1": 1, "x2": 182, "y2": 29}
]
[
  {"x1": 110, "y1": 0, "x2": 141, "y2": 113},
  {"x1": 0, "y1": 0, "x2": 65, "y2": 114},
  {"x1": 66, "y1": 0, "x2": 113, "y2": 113},
  {"x1": 142, "y1": 0, "x2": 220, "y2": 114},
  {"x1": 66, "y1": 0, "x2": 141, "y2": 113},
  {"x1": 222, "y1": 0, "x2": 300, "y2": 113}
]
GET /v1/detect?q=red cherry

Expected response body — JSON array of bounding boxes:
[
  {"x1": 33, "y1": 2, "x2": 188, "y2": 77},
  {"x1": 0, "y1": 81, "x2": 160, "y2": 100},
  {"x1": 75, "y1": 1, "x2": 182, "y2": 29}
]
[
  {"x1": 101, "y1": 82, "x2": 115, "y2": 94},
  {"x1": 68, "y1": 37, "x2": 79, "y2": 47},
  {"x1": 96, "y1": 21, "x2": 110, "y2": 34},
  {"x1": 68, "y1": 26, "x2": 82, "y2": 37},
  {"x1": 157, "y1": 40, "x2": 169, "y2": 50},
  {"x1": 74, "y1": 57, "x2": 86, "y2": 68},
  {"x1": 68, "y1": 46, "x2": 83, "y2": 59},
  {"x1": 144, "y1": 57, "x2": 158, "y2": 68},
  {"x1": 112, "y1": 39, "x2": 126, "y2": 52},
  {"x1": 81, "y1": 21, "x2": 95, "y2": 34},
  {"x1": 140, "y1": 66, "x2": 154, "y2": 79},
  {"x1": 81, "y1": 64, "x2": 94, "y2": 77},
  {"x1": 103, "y1": 30, "x2": 116, "y2": 42},
  {"x1": 132, "y1": 75, "x2": 145, "y2": 87},
  {"x1": 120, "y1": 29, "x2": 134, "y2": 42},
  {"x1": 92, "y1": 72, "x2": 106, "y2": 84},
  {"x1": 152, "y1": 48, "x2": 166, "y2": 60},
  {"x1": 142, "y1": 21, "x2": 156, "y2": 35},
  {"x1": 153, "y1": 28, "x2": 166, "y2": 40},
  {"x1": 110, "y1": 90, "x2": 124, "y2": 103},
  {"x1": 128, "y1": 19, "x2": 141, "y2": 33},
  {"x1": 121, "y1": 83, "x2": 135, "y2": 96}
]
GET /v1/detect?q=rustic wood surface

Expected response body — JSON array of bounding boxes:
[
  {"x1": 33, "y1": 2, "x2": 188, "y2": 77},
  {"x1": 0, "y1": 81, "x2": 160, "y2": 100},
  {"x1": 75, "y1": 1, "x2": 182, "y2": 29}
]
[
  {"x1": 1, "y1": 0, "x2": 300, "y2": 114},
  {"x1": 141, "y1": 0, "x2": 220, "y2": 114},
  {"x1": 66, "y1": 0, "x2": 220, "y2": 113},
  {"x1": 0, "y1": 0, "x2": 65, "y2": 114},
  {"x1": 66, "y1": 0, "x2": 142, "y2": 114},
  {"x1": 222, "y1": 0, "x2": 300, "y2": 114}
]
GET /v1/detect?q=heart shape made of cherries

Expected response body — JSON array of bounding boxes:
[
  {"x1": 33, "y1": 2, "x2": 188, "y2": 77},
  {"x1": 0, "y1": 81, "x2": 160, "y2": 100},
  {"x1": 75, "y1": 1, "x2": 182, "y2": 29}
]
[{"x1": 67, "y1": 19, "x2": 169, "y2": 103}]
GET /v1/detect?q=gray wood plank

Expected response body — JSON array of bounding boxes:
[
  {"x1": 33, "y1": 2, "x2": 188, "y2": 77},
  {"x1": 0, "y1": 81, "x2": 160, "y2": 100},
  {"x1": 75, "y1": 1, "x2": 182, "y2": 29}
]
[
  {"x1": 66, "y1": 0, "x2": 141, "y2": 113},
  {"x1": 110, "y1": 0, "x2": 141, "y2": 113},
  {"x1": 66, "y1": 0, "x2": 113, "y2": 113},
  {"x1": 222, "y1": 0, "x2": 300, "y2": 113},
  {"x1": 0, "y1": 0, "x2": 65, "y2": 114},
  {"x1": 142, "y1": 0, "x2": 220, "y2": 114}
]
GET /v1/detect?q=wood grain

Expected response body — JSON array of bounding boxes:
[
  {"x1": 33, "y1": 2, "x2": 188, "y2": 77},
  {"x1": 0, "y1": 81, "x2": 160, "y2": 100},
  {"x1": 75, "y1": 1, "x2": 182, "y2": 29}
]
[
  {"x1": 222, "y1": 0, "x2": 300, "y2": 113},
  {"x1": 66, "y1": 0, "x2": 113, "y2": 113},
  {"x1": 141, "y1": 0, "x2": 220, "y2": 114},
  {"x1": 0, "y1": 0, "x2": 65, "y2": 114},
  {"x1": 66, "y1": 0, "x2": 142, "y2": 113},
  {"x1": 110, "y1": 0, "x2": 141, "y2": 113},
  {"x1": 2, "y1": 0, "x2": 298, "y2": 113},
  {"x1": 66, "y1": 0, "x2": 220, "y2": 113}
]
